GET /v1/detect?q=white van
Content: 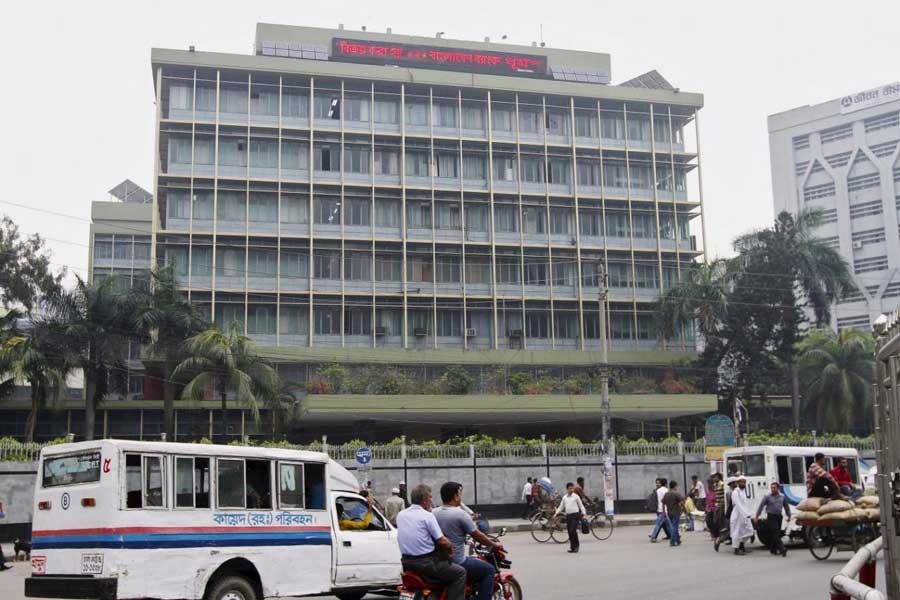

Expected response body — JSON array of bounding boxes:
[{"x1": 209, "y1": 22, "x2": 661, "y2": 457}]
[
  {"x1": 24, "y1": 440, "x2": 401, "y2": 600},
  {"x1": 723, "y1": 446, "x2": 862, "y2": 535}
]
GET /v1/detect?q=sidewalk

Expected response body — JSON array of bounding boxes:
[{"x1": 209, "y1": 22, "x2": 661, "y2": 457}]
[{"x1": 491, "y1": 513, "x2": 659, "y2": 533}]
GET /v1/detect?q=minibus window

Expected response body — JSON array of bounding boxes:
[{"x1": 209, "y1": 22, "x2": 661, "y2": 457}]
[
  {"x1": 848, "y1": 459, "x2": 860, "y2": 484},
  {"x1": 176, "y1": 457, "x2": 195, "y2": 508},
  {"x1": 336, "y1": 496, "x2": 387, "y2": 531},
  {"x1": 218, "y1": 459, "x2": 245, "y2": 508},
  {"x1": 246, "y1": 460, "x2": 272, "y2": 509},
  {"x1": 126, "y1": 454, "x2": 142, "y2": 508},
  {"x1": 195, "y1": 457, "x2": 211, "y2": 508},
  {"x1": 144, "y1": 456, "x2": 164, "y2": 507},
  {"x1": 744, "y1": 454, "x2": 764, "y2": 477},
  {"x1": 305, "y1": 463, "x2": 326, "y2": 510},
  {"x1": 42, "y1": 452, "x2": 101, "y2": 488},
  {"x1": 776, "y1": 457, "x2": 790, "y2": 484},
  {"x1": 726, "y1": 459, "x2": 743, "y2": 477},
  {"x1": 279, "y1": 463, "x2": 305, "y2": 508},
  {"x1": 790, "y1": 457, "x2": 805, "y2": 484}
]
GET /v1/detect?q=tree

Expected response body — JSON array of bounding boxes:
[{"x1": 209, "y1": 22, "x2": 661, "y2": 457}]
[
  {"x1": 45, "y1": 276, "x2": 134, "y2": 440},
  {"x1": 0, "y1": 216, "x2": 63, "y2": 311},
  {"x1": 656, "y1": 259, "x2": 733, "y2": 343},
  {"x1": 797, "y1": 328, "x2": 874, "y2": 433},
  {"x1": 173, "y1": 325, "x2": 280, "y2": 442},
  {"x1": 0, "y1": 321, "x2": 72, "y2": 441},
  {"x1": 132, "y1": 265, "x2": 207, "y2": 439}
]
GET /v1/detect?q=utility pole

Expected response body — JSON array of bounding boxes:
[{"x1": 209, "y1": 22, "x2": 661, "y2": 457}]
[{"x1": 597, "y1": 262, "x2": 614, "y2": 515}]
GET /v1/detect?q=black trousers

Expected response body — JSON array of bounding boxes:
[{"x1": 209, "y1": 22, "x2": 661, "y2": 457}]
[
  {"x1": 811, "y1": 477, "x2": 840, "y2": 500},
  {"x1": 765, "y1": 514, "x2": 785, "y2": 554},
  {"x1": 522, "y1": 497, "x2": 533, "y2": 519},
  {"x1": 566, "y1": 513, "x2": 581, "y2": 551},
  {"x1": 401, "y1": 555, "x2": 467, "y2": 600}
]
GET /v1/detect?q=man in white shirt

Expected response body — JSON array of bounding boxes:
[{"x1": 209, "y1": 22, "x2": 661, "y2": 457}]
[
  {"x1": 554, "y1": 482, "x2": 587, "y2": 553},
  {"x1": 729, "y1": 476, "x2": 755, "y2": 555},
  {"x1": 649, "y1": 477, "x2": 671, "y2": 542},
  {"x1": 521, "y1": 478, "x2": 533, "y2": 519}
]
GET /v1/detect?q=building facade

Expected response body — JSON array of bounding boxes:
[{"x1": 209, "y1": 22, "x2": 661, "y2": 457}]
[{"x1": 769, "y1": 81, "x2": 900, "y2": 331}]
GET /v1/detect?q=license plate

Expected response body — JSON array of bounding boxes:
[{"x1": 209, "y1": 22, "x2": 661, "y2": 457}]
[
  {"x1": 81, "y1": 553, "x2": 104, "y2": 575},
  {"x1": 31, "y1": 556, "x2": 46, "y2": 575},
  {"x1": 399, "y1": 592, "x2": 416, "y2": 600}
]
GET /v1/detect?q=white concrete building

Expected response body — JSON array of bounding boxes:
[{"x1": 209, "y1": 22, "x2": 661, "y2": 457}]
[{"x1": 769, "y1": 81, "x2": 900, "y2": 331}]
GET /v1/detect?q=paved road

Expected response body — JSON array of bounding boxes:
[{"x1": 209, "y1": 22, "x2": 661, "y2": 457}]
[{"x1": 0, "y1": 527, "x2": 887, "y2": 600}]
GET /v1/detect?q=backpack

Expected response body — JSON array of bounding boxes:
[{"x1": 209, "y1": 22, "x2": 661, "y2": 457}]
[{"x1": 645, "y1": 490, "x2": 658, "y2": 513}]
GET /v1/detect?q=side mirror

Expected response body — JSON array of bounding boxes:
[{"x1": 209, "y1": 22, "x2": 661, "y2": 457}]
[{"x1": 497, "y1": 527, "x2": 508, "y2": 537}]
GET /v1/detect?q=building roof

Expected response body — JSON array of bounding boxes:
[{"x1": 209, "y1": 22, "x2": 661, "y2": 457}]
[
  {"x1": 619, "y1": 70, "x2": 676, "y2": 91},
  {"x1": 108, "y1": 179, "x2": 152, "y2": 204}
]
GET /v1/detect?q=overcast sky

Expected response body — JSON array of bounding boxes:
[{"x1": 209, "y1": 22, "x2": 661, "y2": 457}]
[{"x1": 1, "y1": 0, "x2": 898, "y2": 282}]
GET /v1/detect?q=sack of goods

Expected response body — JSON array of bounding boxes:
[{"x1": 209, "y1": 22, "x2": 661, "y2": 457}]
[
  {"x1": 794, "y1": 511, "x2": 820, "y2": 523},
  {"x1": 864, "y1": 508, "x2": 880, "y2": 521},
  {"x1": 817, "y1": 499, "x2": 854, "y2": 516},
  {"x1": 797, "y1": 497, "x2": 825, "y2": 512},
  {"x1": 855, "y1": 495, "x2": 880, "y2": 509}
]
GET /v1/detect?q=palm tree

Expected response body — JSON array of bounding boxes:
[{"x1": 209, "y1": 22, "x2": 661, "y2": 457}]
[
  {"x1": 0, "y1": 321, "x2": 71, "y2": 441},
  {"x1": 797, "y1": 328, "x2": 874, "y2": 433},
  {"x1": 656, "y1": 258, "x2": 734, "y2": 343},
  {"x1": 132, "y1": 265, "x2": 207, "y2": 439},
  {"x1": 173, "y1": 324, "x2": 280, "y2": 442},
  {"x1": 44, "y1": 276, "x2": 134, "y2": 440}
]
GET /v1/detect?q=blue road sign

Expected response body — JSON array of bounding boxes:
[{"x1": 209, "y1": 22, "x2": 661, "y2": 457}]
[
  {"x1": 705, "y1": 415, "x2": 736, "y2": 447},
  {"x1": 355, "y1": 447, "x2": 373, "y2": 465}
]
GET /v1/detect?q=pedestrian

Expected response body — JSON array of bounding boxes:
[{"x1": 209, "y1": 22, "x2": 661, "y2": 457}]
[
  {"x1": 531, "y1": 475, "x2": 540, "y2": 507},
  {"x1": 399, "y1": 481, "x2": 410, "y2": 508},
  {"x1": 728, "y1": 476, "x2": 754, "y2": 555},
  {"x1": 649, "y1": 477, "x2": 671, "y2": 542},
  {"x1": 807, "y1": 453, "x2": 841, "y2": 500},
  {"x1": 704, "y1": 477, "x2": 719, "y2": 540},
  {"x1": 754, "y1": 482, "x2": 790, "y2": 557},
  {"x1": 0, "y1": 500, "x2": 9, "y2": 571},
  {"x1": 554, "y1": 482, "x2": 587, "y2": 553},
  {"x1": 689, "y1": 475, "x2": 706, "y2": 511},
  {"x1": 384, "y1": 487, "x2": 406, "y2": 527},
  {"x1": 521, "y1": 477, "x2": 533, "y2": 520},
  {"x1": 662, "y1": 481, "x2": 684, "y2": 547},
  {"x1": 713, "y1": 473, "x2": 730, "y2": 550}
]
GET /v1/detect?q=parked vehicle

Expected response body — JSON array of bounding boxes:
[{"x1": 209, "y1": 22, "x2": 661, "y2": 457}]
[
  {"x1": 399, "y1": 529, "x2": 522, "y2": 600},
  {"x1": 24, "y1": 439, "x2": 400, "y2": 600}
]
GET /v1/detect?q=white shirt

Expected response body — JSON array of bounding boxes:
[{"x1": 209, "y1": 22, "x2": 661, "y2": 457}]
[
  {"x1": 692, "y1": 480, "x2": 706, "y2": 498},
  {"x1": 555, "y1": 493, "x2": 587, "y2": 516},
  {"x1": 522, "y1": 482, "x2": 533, "y2": 500},
  {"x1": 656, "y1": 486, "x2": 668, "y2": 513}
]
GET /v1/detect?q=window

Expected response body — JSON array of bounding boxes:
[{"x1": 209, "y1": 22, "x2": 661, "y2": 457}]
[
  {"x1": 248, "y1": 305, "x2": 276, "y2": 335},
  {"x1": 434, "y1": 102, "x2": 458, "y2": 128},
  {"x1": 776, "y1": 456, "x2": 806, "y2": 485},
  {"x1": 249, "y1": 194, "x2": 277, "y2": 222},
  {"x1": 579, "y1": 210, "x2": 602, "y2": 237},
  {"x1": 220, "y1": 87, "x2": 248, "y2": 114},
  {"x1": 134, "y1": 241, "x2": 151, "y2": 260},
  {"x1": 407, "y1": 256, "x2": 433, "y2": 281},
  {"x1": 375, "y1": 198, "x2": 400, "y2": 227},
  {"x1": 608, "y1": 262, "x2": 631, "y2": 287},
  {"x1": 601, "y1": 115, "x2": 625, "y2": 139},
  {"x1": 345, "y1": 307, "x2": 371, "y2": 335},
  {"x1": 218, "y1": 138, "x2": 247, "y2": 167},
  {"x1": 524, "y1": 260, "x2": 548, "y2": 285},
  {"x1": 496, "y1": 258, "x2": 520, "y2": 284},
  {"x1": 374, "y1": 99, "x2": 399, "y2": 124},
  {"x1": 282, "y1": 92, "x2": 309, "y2": 118},
  {"x1": 281, "y1": 251, "x2": 308, "y2": 278},
  {"x1": 522, "y1": 206, "x2": 546, "y2": 234},
  {"x1": 744, "y1": 454, "x2": 765, "y2": 477},
  {"x1": 405, "y1": 151, "x2": 430, "y2": 177},
  {"x1": 191, "y1": 247, "x2": 212, "y2": 276},
  {"x1": 280, "y1": 305, "x2": 309, "y2": 335},
  {"x1": 436, "y1": 310, "x2": 463, "y2": 336},
  {"x1": 216, "y1": 459, "x2": 242, "y2": 509},
  {"x1": 465, "y1": 259, "x2": 491, "y2": 284},
  {"x1": 169, "y1": 85, "x2": 192, "y2": 111},
  {"x1": 550, "y1": 208, "x2": 574, "y2": 235},
  {"x1": 575, "y1": 113, "x2": 598, "y2": 137},
  {"x1": 344, "y1": 147, "x2": 370, "y2": 174},
  {"x1": 553, "y1": 261, "x2": 576, "y2": 286},
  {"x1": 249, "y1": 139, "x2": 277, "y2": 168},
  {"x1": 463, "y1": 154, "x2": 486, "y2": 180},
  {"x1": 314, "y1": 251, "x2": 340, "y2": 279},
  {"x1": 345, "y1": 252, "x2": 371, "y2": 280},
  {"x1": 406, "y1": 101, "x2": 429, "y2": 126},
  {"x1": 435, "y1": 256, "x2": 461, "y2": 283},
  {"x1": 465, "y1": 204, "x2": 488, "y2": 232},
  {"x1": 492, "y1": 106, "x2": 514, "y2": 131},
  {"x1": 374, "y1": 150, "x2": 399, "y2": 175},
  {"x1": 494, "y1": 205, "x2": 518, "y2": 233},
  {"x1": 462, "y1": 103, "x2": 485, "y2": 129},
  {"x1": 314, "y1": 145, "x2": 339, "y2": 172},
  {"x1": 606, "y1": 211, "x2": 629, "y2": 237},
  {"x1": 519, "y1": 109, "x2": 543, "y2": 133},
  {"x1": 407, "y1": 202, "x2": 432, "y2": 228},
  {"x1": 281, "y1": 141, "x2": 310, "y2": 170},
  {"x1": 526, "y1": 312, "x2": 549, "y2": 338},
  {"x1": 305, "y1": 463, "x2": 327, "y2": 509},
  {"x1": 94, "y1": 237, "x2": 112, "y2": 260},
  {"x1": 193, "y1": 191, "x2": 215, "y2": 219},
  {"x1": 344, "y1": 198, "x2": 370, "y2": 226},
  {"x1": 627, "y1": 117, "x2": 650, "y2": 141},
  {"x1": 279, "y1": 462, "x2": 305, "y2": 508},
  {"x1": 42, "y1": 452, "x2": 101, "y2": 488},
  {"x1": 168, "y1": 192, "x2": 191, "y2": 219},
  {"x1": 114, "y1": 239, "x2": 132, "y2": 261},
  {"x1": 375, "y1": 255, "x2": 402, "y2": 281},
  {"x1": 314, "y1": 197, "x2": 341, "y2": 224},
  {"x1": 314, "y1": 94, "x2": 340, "y2": 119},
  {"x1": 435, "y1": 203, "x2": 461, "y2": 230},
  {"x1": 554, "y1": 312, "x2": 578, "y2": 338},
  {"x1": 821, "y1": 124, "x2": 853, "y2": 143},
  {"x1": 344, "y1": 96, "x2": 370, "y2": 122},
  {"x1": 281, "y1": 197, "x2": 308, "y2": 224},
  {"x1": 577, "y1": 162, "x2": 600, "y2": 187},
  {"x1": 603, "y1": 163, "x2": 627, "y2": 188},
  {"x1": 521, "y1": 157, "x2": 544, "y2": 183},
  {"x1": 436, "y1": 153, "x2": 458, "y2": 178},
  {"x1": 125, "y1": 454, "x2": 165, "y2": 509},
  {"x1": 216, "y1": 247, "x2": 246, "y2": 277},
  {"x1": 335, "y1": 496, "x2": 387, "y2": 531},
  {"x1": 546, "y1": 111, "x2": 569, "y2": 136},
  {"x1": 315, "y1": 305, "x2": 341, "y2": 334},
  {"x1": 217, "y1": 192, "x2": 246, "y2": 221},
  {"x1": 175, "y1": 456, "x2": 211, "y2": 509},
  {"x1": 548, "y1": 159, "x2": 570, "y2": 185},
  {"x1": 493, "y1": 157, "x2": 517, "y2": 182}
]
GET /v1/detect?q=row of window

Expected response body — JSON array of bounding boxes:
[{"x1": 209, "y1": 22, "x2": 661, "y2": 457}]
[
  {"x1": 166, "y1": 192, "x2": 691, "y2": 238},
  {"x1": 93, "y1": 235, "x2": 152, "y2": 261},
  {"x1": 163, "y1": 246, "x2": 682, "y2": 288},
  {"x1": 166, "y1": 137, "x2": 689, "y2": 190},
  {"x1": 166, "y1": 84, "x2": 686, "y2": 143},
  {"x1": 793, "y1": 111, "x2": 900, "y2": 152},
  {"x1": 123, "y1": 453, "x2": 327, "y2": 511}
]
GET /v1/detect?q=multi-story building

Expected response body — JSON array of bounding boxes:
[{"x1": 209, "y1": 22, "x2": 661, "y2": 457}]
[
  {"x1": 769, "y1": 81, "x2": 900, "y2": 331},
  {"x1": 139, "y1": 23, "x2": 714, "y2": 441}
]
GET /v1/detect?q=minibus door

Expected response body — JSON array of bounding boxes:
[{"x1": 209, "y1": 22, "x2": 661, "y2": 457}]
[{"x1": 331, "y1": 493, "x2": 398, "y2": 586}]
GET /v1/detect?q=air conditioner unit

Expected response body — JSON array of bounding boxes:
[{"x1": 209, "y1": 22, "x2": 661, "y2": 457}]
[
  {"x1": 465, "y1": 328, "x2": 477, "y2": 337},
  {"x1": 414, "y1": 327, "x2": 428, "y2": 337},
  {"x1": 853, "y1": 240, "x2": 864, "y2": 250},
  {"x1": 508, "y1": 329, "x2": 524, "y2": 339},
  {"x1": 570, "y1": 237, "x2": 577, "y2": 246},
  {"x1": 375, "y1": 326, "x2": 387, "y2": 336}
]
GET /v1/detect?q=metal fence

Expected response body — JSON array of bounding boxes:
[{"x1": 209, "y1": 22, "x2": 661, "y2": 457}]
[{"x1": 0, "y1": 441, "x2": 45, "y2": 462}]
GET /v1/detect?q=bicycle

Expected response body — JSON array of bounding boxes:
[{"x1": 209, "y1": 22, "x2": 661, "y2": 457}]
[{"x1": 584, "y1": 496, "x2": 615, "y2": 541}]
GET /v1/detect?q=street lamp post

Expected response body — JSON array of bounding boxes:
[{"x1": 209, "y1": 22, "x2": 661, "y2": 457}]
[{"x1": 597, "y1": 263, "x2": 614, "y2": 515}]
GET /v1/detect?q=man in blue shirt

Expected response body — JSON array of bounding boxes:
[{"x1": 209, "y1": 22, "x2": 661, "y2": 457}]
[
  {"x1": 396, "y1": 484, "x2": 466, "y2": 600},
  {"x1": 434, "y1": 482, "x2": 499, "y2": 600}
]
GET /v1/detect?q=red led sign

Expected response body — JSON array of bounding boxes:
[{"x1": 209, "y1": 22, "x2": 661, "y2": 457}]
[{"x1": 332, "y1": 38, "x2": 548, "y2": 78}]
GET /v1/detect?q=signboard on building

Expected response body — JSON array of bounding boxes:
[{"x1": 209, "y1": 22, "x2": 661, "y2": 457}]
[
  {"x1": 332, "y1": 38, "x2": 548, "y2": 78},
  {"x1": 704, "y1": 414, "x2": 735, "y2": 462},
  {"x1": 355, "y1": 447, "x2": 373, "y2": 465},
  {"x1": 839, "y1": 80, "x2": 900, "y2": 114}
]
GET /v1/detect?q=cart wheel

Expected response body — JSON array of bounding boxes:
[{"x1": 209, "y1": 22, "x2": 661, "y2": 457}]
[
  {"x1": 550, "y1": 515, "x2": 569, "y2": 544},
  {"x1": 590, "y1": 513, "x2": 614, "y2": 541},
  {"x1": 805, "y1": 526, "x2": 834, "y2": 561},
  {"x1": 530, "y1": 514, "x2": 552, "y2": 543}
]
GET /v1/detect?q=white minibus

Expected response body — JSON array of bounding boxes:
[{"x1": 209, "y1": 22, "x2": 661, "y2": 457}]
[{"x1": 24, "y1": 439, "x2": 401, "y2": 600}]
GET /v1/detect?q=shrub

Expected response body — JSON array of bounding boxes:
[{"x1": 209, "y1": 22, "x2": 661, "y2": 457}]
[{"x1": 441, "y1": 367, "x2": 474, "y2": 395}]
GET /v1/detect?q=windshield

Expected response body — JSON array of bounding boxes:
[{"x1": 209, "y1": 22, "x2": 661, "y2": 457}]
[{"x1": 42, "y1": 451, "x2": 102, "y2": 488}]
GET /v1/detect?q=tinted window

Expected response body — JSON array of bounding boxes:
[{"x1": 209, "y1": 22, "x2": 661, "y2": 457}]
[
  {"x1": 246, "y1": 460, "x2": 272, "y2": 509},
  {"x1": 144, "y1": 456, "x2": 164, "y2": 507},
  {"x1": 126, "y1": 454, "x2": 142, "y2": 508},
  {"x1": 217, "y1": 459, "x2": 245, "y2": 508},
  {"x1": 790, "y1": 457, "x2": 805, "y2": 484},
  {"x1": 744, "y1": 454, "x2": 764, "y2": 477},
  {"x1": 175, "y1": 457, "x2": 209, "y2": 508},
  {"x1": 279, "y1": 463, "x2": 305, "y2": 509},
  {"x1": 305, "y1": 462, "x2": 327, "y2": 510},
  {"x1": 776, "y1": 456, "x2": 789, "y2": 484},
  {"x1": 42, "y1": 452, "x2": 101, "y2": 488}
]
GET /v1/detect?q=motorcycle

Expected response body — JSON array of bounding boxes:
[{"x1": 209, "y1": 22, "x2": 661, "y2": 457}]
[{"x1": 398, "y1": 528, "x2": 523, "y2": 600}]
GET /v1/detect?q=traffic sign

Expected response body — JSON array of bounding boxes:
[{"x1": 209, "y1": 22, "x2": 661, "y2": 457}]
[
  {"x1": 704, "y1": 415, "x2": 736, "y2": 447},
  {"x1": 355, "y1": 447, "x2": 372, "y2": 465}
]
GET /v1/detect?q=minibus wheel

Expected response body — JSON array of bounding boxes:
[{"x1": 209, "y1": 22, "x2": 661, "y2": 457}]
[{"x1": 205, "y1": 575, "x2": 258, "y2": 600}]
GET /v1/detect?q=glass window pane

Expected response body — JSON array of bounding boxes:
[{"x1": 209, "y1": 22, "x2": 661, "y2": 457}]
[
  {"x1": 143, "y1": 456, "x2": 164, "y2": 507},
  {"x1": 217, "y1": 459, "x2": 245, "y2": 508},
  {"x1": 279, "y1": 463, "x2": 305, "y2": 508},
  {"x1": 176, "y1": 457, "x2": 194, "y2": 508}
]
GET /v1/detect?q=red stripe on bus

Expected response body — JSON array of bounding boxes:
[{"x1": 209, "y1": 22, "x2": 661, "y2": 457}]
[{"x1": 32, "y1": 526, "x2": 332, "y2": 537}]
